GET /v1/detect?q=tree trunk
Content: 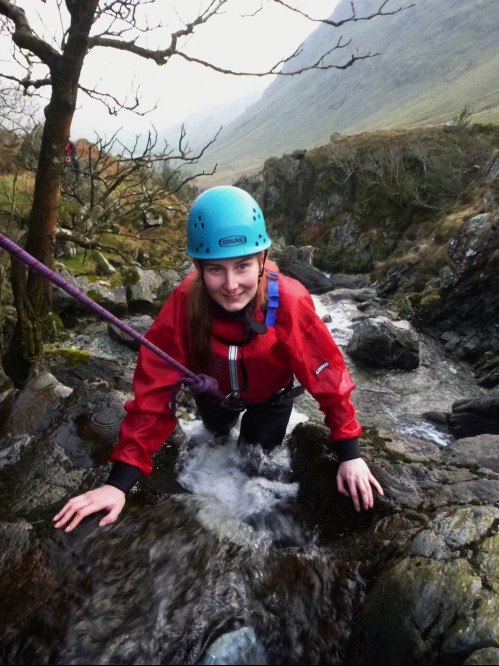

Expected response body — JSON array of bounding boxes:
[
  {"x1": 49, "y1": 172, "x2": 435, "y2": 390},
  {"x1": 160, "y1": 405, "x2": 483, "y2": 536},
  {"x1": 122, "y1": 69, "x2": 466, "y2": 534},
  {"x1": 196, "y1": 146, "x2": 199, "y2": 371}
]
[{"x1": 3, "y1": 1, "x2": 99, "y2": 387}]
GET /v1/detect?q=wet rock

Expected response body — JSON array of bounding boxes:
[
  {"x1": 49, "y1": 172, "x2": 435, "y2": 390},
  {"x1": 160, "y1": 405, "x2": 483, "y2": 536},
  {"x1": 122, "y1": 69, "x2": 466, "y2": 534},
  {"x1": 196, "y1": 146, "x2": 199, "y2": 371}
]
[
  {"x1": 448, "y1": 395, "x2": 499, "y2": 438},
  {"x1": 107, "y1": 314, "x2": 154, "y2": 350},
  {"x1": 43, "y1": 347, "x2": 130, "y2": 391},
  {"x1": 274, "y1": 247, "x2": 334, "y2": 294},
  {"x1": 358, "y1": 505, "x2": 499, "y2": 666},
  {"x1": 329, "y1": 273, "x2": 370, "y2": 290},
  {"x1": 463, "y1": 647, "x2": 499, "y2": 665},
  {"x1": 327, "y1": 287, "x2": 377, "y2": 303},
  {"x1": 282, "y1": 263, "x2": 334, "y2": 294},
  {"x1": 347, "y1": 316, "x2": 420, "y2": 370},
  {"x1": 0, "y1": 520, "x2": 33, "y2": 571},
  {"x1": 0, "y1": 379, "x2": 128, "y2": 515},
  {"x1": 442, "y1": 434, "x2": 499, "y2": 472},
  {"x1": 475, "y1": 352, "x2": 499, "y2": 388},
  {"x1": 201, "y1": 626, "x2": 266, "y2": 665},
  {"x1": 0, "y1": 371, "x2": 72, "y2": 470}
]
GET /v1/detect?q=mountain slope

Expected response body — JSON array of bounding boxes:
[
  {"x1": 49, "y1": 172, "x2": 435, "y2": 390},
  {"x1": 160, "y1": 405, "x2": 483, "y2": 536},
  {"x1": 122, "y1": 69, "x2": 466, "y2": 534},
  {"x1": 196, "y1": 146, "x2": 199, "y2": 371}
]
[{"x1": 196, "y1": 0, "x2": 499, "y2": 182}]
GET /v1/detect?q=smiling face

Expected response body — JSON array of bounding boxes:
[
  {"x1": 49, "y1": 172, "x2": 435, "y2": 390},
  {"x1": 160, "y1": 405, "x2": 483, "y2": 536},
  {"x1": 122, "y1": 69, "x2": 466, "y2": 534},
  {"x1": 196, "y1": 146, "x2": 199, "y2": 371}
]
[{"x1": 201, "y1": 254, "x2": 262, "y2": 312}]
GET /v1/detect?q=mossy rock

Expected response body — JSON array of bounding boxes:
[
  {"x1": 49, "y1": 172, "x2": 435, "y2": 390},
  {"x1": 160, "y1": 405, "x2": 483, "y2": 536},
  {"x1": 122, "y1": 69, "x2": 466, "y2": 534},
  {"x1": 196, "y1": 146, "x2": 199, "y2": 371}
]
[
  {"x1": 416, "y1": 289, "x2": 443, "y2": 321},
  {"x1": 41, "y1": 312, "x2": 68, "y2": 343},
  {"x1": 44, "y1": 348, "x2": 91, "y2": 366},
  {"x1": 393, "y1": 294, "x2": 416, "y2": 319},
  {"x1": 121, "y1": 267, "x2": 141, "y2": 286},
  {"x1": 474, "y1": 353, "x2": 499, "y2": 388}
]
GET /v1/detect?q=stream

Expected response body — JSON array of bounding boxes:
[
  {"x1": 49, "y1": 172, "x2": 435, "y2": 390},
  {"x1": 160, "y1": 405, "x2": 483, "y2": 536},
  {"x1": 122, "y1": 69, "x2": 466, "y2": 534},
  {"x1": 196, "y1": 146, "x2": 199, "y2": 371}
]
[{"x1": 0, "y1": 291, "x2": 488, "y2": 665}]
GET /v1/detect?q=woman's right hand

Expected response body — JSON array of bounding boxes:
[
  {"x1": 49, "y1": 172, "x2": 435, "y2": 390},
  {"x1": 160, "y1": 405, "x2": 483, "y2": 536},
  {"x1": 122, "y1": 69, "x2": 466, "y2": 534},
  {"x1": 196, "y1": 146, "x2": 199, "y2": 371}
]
[{"x1": 53, "y1": 485, "x2": 126, "y2": 532}]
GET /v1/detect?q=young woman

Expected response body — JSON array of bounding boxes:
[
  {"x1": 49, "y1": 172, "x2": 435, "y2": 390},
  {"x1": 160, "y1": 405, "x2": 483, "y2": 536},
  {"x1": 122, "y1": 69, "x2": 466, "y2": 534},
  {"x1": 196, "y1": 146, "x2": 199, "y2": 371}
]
[{"x1": 54, "y1": 186, "x2": 383, "y2": 532}]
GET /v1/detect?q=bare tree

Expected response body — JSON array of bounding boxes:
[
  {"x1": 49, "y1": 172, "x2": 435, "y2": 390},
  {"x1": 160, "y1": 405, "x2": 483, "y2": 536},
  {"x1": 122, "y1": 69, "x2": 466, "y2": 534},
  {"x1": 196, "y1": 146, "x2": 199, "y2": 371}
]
[
  {"x1": 0, "y1": 0, "x2": 410, "y2": 385},
  {"x1": 0, "y1": 85, "x2": 42, "y2": 225},
  {"x1": 59, "y1": 127, "x2": 217, "y2": 241}
]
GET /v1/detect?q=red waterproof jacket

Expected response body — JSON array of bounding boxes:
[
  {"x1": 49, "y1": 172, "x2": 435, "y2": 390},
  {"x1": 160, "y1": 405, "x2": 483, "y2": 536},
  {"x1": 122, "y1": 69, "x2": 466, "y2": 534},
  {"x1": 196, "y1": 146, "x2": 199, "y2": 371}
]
[{"x1": 110, "y1": 270, "x2": 362, "y2": 475}]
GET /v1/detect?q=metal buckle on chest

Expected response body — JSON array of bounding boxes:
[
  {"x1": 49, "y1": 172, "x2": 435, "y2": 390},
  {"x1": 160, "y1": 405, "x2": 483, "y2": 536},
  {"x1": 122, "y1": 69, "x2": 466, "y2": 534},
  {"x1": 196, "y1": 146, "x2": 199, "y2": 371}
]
[{"x1": 224, "y1": 391, "x2": 247, "y2": 412}]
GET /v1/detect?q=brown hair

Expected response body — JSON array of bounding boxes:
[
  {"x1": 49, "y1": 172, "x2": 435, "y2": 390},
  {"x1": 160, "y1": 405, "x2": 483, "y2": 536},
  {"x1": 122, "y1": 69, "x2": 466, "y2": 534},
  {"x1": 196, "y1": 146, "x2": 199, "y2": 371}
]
[{"x1": 188, "y1": 253, "x2": 269, "y2": 372}]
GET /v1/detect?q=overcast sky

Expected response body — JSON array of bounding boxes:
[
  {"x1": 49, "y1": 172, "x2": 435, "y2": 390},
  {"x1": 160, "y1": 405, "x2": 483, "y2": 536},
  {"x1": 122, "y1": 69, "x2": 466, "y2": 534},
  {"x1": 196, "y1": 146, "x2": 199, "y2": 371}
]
[{"x1": 1, "y1": 1, "x2": 340, "y2": 140}]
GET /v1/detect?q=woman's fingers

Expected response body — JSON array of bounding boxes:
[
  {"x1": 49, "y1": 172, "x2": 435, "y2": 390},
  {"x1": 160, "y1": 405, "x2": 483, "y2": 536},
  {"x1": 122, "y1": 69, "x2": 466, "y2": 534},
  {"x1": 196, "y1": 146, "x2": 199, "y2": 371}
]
[
  {"x1": 337, "y1": 459, "x2": 384, "y2": 511},
  {"x1": 53, "y1": 486, "x2": 126, "y2": 532},
  {"x1": 53, "y1": 496, "x2": 90, "y2": 529},
  {"x1": 336, "y1": 475, "x2": 350, "y2": 497},
  {"x1": 63, "y1": 503, "x2": 97, "y2": 533},
  {"x1": 99, "y1": 506, "x2": 121, "y2": 527},
  {"x1": 369, "y1": 473, "x2": 384, "y2": 497}
]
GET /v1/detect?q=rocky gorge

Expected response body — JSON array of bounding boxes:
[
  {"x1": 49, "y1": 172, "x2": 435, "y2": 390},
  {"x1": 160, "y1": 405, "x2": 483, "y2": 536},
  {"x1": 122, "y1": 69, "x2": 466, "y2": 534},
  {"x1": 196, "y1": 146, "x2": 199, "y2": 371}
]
[
  {"x1": 0, "y1": 259, "x2": 498, "y2": 664},
  {"x1": 0, "y1": 123, "x2": 498, "y2": 665},
  {"x1": 237, "y1": 124, "x2": 499, "y2": 391}
]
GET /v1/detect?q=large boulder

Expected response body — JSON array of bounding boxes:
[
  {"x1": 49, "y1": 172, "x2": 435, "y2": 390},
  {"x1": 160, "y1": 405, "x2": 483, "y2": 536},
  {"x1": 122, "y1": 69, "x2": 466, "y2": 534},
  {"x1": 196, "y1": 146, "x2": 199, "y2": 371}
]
[
  {"x1": 447, "y1": 396, "x2": 499, "y2": 439},
  {"x1": 358, "y1": 506, "x2": 499, "y2": 665},
  {"x1": 289, "y1": 421, "x2": 499, "y2": 665},
  {"x1": 107, "y1": 314, "x2": 155, "y2": 351},
  {"x1": 52, "y1": 267, "x2": 127, "y2": 315},
  {"x1": 347, "y1": 316, "x2": 420, "y2": 370}
]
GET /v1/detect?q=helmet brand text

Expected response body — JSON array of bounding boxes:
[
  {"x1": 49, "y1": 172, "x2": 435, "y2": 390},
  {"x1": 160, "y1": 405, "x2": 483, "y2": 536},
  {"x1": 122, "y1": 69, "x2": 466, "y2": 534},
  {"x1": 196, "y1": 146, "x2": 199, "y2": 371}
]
[{"x1": 219, "y1": 236, "x2": 247, "y2": 247}]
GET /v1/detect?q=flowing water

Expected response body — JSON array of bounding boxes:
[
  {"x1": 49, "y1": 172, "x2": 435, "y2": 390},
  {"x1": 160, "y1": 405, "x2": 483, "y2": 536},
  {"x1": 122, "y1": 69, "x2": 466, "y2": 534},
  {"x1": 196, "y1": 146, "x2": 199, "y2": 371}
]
[{"x1": 0, "y1": 291, "x2": 488, "y2": 665}]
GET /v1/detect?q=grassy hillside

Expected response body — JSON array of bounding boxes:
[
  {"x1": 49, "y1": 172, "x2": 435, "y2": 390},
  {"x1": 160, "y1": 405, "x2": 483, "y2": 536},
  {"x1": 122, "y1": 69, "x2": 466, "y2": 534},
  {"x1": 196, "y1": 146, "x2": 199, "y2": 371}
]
[{"x1": 196, "y1": 0, "x2": 499, "y2": 185}]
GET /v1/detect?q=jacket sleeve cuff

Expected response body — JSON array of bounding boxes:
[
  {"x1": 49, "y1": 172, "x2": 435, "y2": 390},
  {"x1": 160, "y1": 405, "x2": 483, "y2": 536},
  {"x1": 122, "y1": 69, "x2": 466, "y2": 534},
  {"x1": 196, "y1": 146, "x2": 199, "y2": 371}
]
[
  {"x1": 331, "y1": 437, "x2": 361, "y2": 462},
  {"x1": 106, "y1": 461, "x2": 142, "y2": 494}
]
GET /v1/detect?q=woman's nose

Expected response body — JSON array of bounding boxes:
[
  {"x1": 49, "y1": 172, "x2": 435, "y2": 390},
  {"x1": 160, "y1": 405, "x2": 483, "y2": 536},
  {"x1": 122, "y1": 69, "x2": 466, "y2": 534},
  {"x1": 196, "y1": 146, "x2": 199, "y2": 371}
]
[{"x1": 225, "y1": 270, "x2": 238, "y2": 291}]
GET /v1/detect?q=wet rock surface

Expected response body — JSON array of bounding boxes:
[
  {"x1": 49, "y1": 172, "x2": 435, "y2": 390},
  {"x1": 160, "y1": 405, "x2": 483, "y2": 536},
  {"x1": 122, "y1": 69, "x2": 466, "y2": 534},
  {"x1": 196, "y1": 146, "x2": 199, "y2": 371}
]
[
  {"x1": 347, "y1": 316, "x2": 420, "y2": 370},
  {"x1": 0, "y1": 289, "x2": 498, "y2": 665}
]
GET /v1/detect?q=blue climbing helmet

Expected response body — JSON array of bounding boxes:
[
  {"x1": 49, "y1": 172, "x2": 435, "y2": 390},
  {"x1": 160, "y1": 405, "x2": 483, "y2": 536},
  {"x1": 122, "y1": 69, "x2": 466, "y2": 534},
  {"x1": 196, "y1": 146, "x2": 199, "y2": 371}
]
[{"x1": 186, "y1": 186, "x2": 271, "y2": 259}]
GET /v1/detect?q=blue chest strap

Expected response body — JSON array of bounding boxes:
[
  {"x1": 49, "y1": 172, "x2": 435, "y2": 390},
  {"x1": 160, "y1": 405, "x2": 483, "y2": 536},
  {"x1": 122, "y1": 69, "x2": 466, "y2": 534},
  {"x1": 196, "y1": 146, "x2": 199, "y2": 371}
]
[{"x1": 265, "y1": 271, "x2": 279, "y2": 327}]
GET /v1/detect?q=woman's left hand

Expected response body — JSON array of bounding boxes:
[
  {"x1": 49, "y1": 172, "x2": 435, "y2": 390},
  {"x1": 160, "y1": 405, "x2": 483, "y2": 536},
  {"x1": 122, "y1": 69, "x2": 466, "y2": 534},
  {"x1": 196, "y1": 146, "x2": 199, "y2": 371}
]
[{"x1": 337, "y1": 458, "x2": 383, "y2": 511}]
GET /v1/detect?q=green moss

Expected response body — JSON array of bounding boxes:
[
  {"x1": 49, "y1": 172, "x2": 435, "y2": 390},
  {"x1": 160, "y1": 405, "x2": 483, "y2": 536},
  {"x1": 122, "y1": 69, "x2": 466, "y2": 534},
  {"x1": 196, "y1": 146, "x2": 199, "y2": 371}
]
[
  {"x1": 45, "y1": 348, "x2": 91, "y2": 365},
  {"x1": 59, "y1": 252, "x2": 98, "y2": 275},
  {"x1": 122, "y1": 268, "x2": 141, "y2": 286},
  {"x1": 362, "y1": 426, "x2": 418, "y2": 464},
  {"x1": 417, "y1": 289, "x2": 443, "y2": 321},
  {"x1": 394, "y1": 294, "x2": 416, "y2": 319},
  {"x1": 41, "y1": 312, "x2": 67, "y2": 342},
  {"x1": 86, "y1": 289, "x2": 103, "y2": 303}
]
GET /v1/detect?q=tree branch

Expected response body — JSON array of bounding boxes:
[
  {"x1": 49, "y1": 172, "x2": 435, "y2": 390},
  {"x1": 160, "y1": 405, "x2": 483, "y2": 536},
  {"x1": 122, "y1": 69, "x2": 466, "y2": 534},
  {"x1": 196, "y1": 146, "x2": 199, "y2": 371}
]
[
  {"x1": 0, "y1": 72, "x2": 51, "y2": 90},
  {"x1": 78, "y1": 83, "x2": 158, "y2": 116},
  {"x1": 0, "y1": 0, "x2": 60, "y2": 68},
  {"x1": 271, "y1": 0, "x2": 415, "y2": 28}
]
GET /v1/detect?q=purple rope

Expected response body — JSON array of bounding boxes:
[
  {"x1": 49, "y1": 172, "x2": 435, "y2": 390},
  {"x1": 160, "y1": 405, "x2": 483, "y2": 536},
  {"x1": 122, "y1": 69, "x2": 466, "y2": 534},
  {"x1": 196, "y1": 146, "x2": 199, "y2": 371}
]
[{"x1": 0, "y1": 232, "x2": 223, "y2": 409}]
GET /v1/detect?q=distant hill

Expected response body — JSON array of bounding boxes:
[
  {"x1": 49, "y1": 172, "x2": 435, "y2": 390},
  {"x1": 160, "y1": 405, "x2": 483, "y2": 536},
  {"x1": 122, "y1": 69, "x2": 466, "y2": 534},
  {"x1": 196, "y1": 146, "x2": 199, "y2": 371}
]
[
  {"x1": 194, "y1": 0, "x2": 499, "y2": 184},
  {"x1": 157, "y1": 91, "x2": 263, "y2": 159}
]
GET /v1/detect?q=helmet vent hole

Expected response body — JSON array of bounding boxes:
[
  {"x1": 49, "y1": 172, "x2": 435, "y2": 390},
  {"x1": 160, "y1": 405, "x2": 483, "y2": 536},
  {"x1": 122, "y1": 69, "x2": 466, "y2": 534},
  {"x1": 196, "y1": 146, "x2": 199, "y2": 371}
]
[
  {"x1": 258, "y1": 233, "x2": 263, "y2": 238},
  {"x1": 194, "y1": 223, "x2": 197, "y2": 229},
  {"x1": 255, "y1": 242, "x2": 259, "y2": 246},
  {"x1": 198, "y1": 215, "x2": 202, "y2": 221},
  {"x1": 206, "y1": 248, "x2": 210, "y2": 253},
  {"x1": 201, "y1": 223, "x2": 205, "y2": 229},
  {"x1": 200, "y1": 242, "x2": 204, "y2": 247}
]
